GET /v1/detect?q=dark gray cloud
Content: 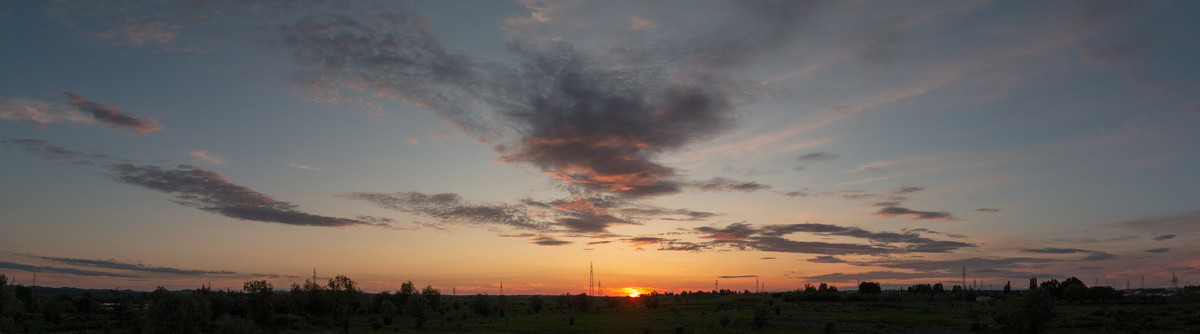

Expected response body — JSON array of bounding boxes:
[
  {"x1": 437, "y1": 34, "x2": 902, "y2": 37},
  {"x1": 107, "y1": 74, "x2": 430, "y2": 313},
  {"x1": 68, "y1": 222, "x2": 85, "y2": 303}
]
[
  {"x1": 5, "y1": 139, "x2": 377, "y2": 228},
  {"x1": 30, "y1": 255, "x2": 234, "y2": 276},
  {"x1": 892, "y1": 185, "x2": 925, "y2": 194},
  {"x1": 0, "y1": 260, "x2": 141, "y2": 278},
  {"x1": 795, "y1": 152, "x2": 839, "y2": 171},
  {"x1": 1081, "y1": 252, "x2": 1116, "y2": 261},
  {"x1": 1, "y1": 93, "x2": 162, "y2": 134},
  {"x1": 718, "y1": 275, "x2": 758, "y2": 279},
  {"x1": 1153, "y1": 234, "x2": 1176, "y2": 241},
  {"x1": 530, "y1": 236, "x2": 572, "y2": 246},
  {"x1": 587, "y1": 240, "x2": 612, "y2": 245},
  {"x1": 806, "y1": 255, "x2": 847, "y2": 263},
  {"x1": 1022, "y1": 247, "x2": 1115, "y2": 261},
  {"x1": 798, "y1": 152, "x2": 840, "y2": 163},
  {"x1": 974, "y1": 208, "x2": 1001, "y2": 213},
  {"x1": 761, "y1": 257, "x2": 776, "y2": 260},
  {"x1": 804, "y1": 270, "x2": 934, "y2": 282},
  {"x1": 62, "y1": 92, "x2": 163, "y2": 135},
  {"x1": 1024, "y1": 247, "x2": 1094, "y2": 254},
  {"x1": 691, "y1": 177, "x2": 771, "y2": 192},
  {"x1": 1144, "y1": 248, "x2": 1171, "y2": 254},
  {"x1": 873, "y1": 205, "x2": 957, "y2": 220},
  {"x1": 278, "y1": 10, "x2": 748, "y2": 199}
]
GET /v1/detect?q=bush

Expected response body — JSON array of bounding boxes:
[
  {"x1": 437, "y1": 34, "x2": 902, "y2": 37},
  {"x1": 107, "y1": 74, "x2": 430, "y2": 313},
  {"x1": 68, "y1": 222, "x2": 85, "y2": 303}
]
[{"x1": 993, "y1": 288, "x2": 1054, "y2": 333}]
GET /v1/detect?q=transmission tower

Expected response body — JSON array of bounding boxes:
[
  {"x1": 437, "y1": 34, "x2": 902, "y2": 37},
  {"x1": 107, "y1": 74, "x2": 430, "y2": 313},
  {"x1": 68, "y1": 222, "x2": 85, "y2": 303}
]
[
  {"x1": 962, "y1": 265, "x2": 966, "y2": 288},
  {"x1": 589, "y1": 262, "x2": 594, "y2": 296},
  {"x1": 1172, "y1": 272, "x2": 1179, "y2": 290}
]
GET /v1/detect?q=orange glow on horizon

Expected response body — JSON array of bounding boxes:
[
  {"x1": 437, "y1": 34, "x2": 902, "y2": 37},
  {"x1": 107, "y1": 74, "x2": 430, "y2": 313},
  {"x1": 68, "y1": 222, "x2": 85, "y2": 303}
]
[{"x1": 623, "y1": 287, "x2": 643, "y2": 297}]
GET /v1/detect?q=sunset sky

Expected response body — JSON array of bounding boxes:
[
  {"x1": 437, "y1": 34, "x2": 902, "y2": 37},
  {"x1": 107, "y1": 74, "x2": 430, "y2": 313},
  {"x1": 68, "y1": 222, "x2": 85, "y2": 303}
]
[{"x1": 2, "y1": 0, "x2": 1199, "y2": 295}]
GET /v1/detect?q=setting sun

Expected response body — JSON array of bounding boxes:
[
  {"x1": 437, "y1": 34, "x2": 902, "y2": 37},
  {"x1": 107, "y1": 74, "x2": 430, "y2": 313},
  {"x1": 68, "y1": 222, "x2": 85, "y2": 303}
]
[{"x1": 623, "y1": 287, "x2": 641, "y2": 297}]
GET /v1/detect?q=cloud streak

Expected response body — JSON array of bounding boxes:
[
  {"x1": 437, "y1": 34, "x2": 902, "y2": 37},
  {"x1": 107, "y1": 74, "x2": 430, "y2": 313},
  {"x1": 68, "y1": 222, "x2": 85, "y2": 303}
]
[
  {"x1": 5, "y1": 139, "x2": 379, "y2": 228},
  {"x1": 0, "y1": 92, "x2": 162, "y2": 134},
  {"x1": 0, "y1": 260, "x2": 141, "y2": 279}
]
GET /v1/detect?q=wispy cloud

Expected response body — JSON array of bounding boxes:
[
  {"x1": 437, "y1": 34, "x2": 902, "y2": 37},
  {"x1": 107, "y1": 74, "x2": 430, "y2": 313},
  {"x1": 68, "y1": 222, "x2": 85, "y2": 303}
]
[
  {"x1": 1144, "y1": 248, "x2": 1171, "y2": 254},
  {"x1": 689, "y1": 177, "x2": 771, "y2": 192},
  {"x1": 0, "y1": 260, "x2": 140, "y2": 278},
  {"x1": 5, "y1": 139, "x2": 379, "y2": 228},
  {"x1": 1153, "y1": 234, "x2": 1176, "y2": 241},
  {"x1": 288, "y1": 162, "x2": 323, "y2": 171},
  {"x1": 1, "y1": 92, "x2": 162, "y2": 134},
  {"x1": 189, "y1": 150, "x2": 226, "y2": 165}
]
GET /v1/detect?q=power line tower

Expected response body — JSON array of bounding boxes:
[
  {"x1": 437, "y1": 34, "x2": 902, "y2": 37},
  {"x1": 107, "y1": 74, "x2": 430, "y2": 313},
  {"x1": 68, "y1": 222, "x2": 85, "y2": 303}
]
[
  {"x1": 962, "y1": 265, "x2": 966, "y2": 288},
  {"x1": 500, "y1": 282, "x2": 504, "y2": 296},
  {"x1": 589, "y1": 262, "x2": 594, "y2": 296},
  {"x1": 715, "y1": 279, "x2": 718, "y2": 292},
  {"x1": 1172, "y1": 272, "x2": 1179, "y2": 290}
]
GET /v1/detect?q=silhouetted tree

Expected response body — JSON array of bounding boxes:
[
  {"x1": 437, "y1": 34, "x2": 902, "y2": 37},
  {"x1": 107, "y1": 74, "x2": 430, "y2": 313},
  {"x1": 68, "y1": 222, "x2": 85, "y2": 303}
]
[
  {"x1": 1039, "y1": 279, "x2": 1062, "y2": 298},
  {"x1": 405, "y1": 293, "x2": 432, "y2": 328},
  {"x1": 421, "y1": 285, "x2": 441, "y2": 312},
  {"x1": 527, "y1": 295, "x2": 544, "y2": 314},
  {"x1": 243, "y1": 280, "x2": 273, "y2": 325},
  {"x1": 327, "y1": 275, "x2": 362, "y2": 333},
  {"x1": 470, "y1": 293, "x2": 493, "y2": 316},
  {"x1": 993, "y1": 287, "x2": 1053, "y2": 333},
  {"x1": 859, "y1": 281, "x2": 882, "y2": 294}
]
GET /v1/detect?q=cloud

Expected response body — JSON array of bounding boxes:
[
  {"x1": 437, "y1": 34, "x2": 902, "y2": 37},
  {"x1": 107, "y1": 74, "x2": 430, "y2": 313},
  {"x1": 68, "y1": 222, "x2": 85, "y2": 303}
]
[
  {"x1": 5, "y1": 139, "x2": 376, "y2": 228},
  {"x1": 28, "y1": 255, "x2": 234, "y2": 276},
  {"x1": 683, "y1": 222, "x2": 974, "y2": 255},
  {"x1": 62, "y1": 92, "x2": 163, "y2": 135},
  {"x1": 1144, "y1": 248, "x2": 1171, "y2": 254},
  {"x1": 1153, "y1": 234, "x2": 1176, "y2": 241},
  {"x1": 761, "y1": 257, "x2": 776, "y2": 260},
  {"x1": 807, "y1": 255, "x2": 847, "y2": 263},
  {"x1": 405, "y1": 138, "x2": 419, "y2": 144},
  {"x1": 340, "y1": 192, "x2": 544, "y2": 231},
  {"x1": 718, "y1": 275, "x2": 758, "y2": 279},
  {"x1": 189, "y1": 150, "x2": 226, "y2": 165},
  {"x1": 798, "y1": 152, "x2": 839, "y2": 163},
  {"x1": 343, "y1": 192, "x2": 652, "y2": 234},
  {"x1": 803, "y1": 270, "x2": 936, "y2": 282},
  {"x1": 795, "y1": 152, "x2": 839, "y2": 171},
  {"x1": 690, "y1": 177, "x2": 771, "y2": 192},
  {"x1": 1022, "y1": 247, "x2": 1114, "y2": 261},
  {"x1": 530, "y1": 236, "x2": 572, "y2": 246},
  {"x1": 288, "y1": 162, "x2": 323, "y2": 171},
  {"x1": 1081, "y1": 252, "x2": 1116, "y2": 261},
  {"x1": 892, "y1": 185, "x2": 925, "y2": 194},
  {"x1": 872, "y1": 204, "x2": 957, "y2": 221},
  {"x1": 279, "y1": 11, "x2": 750, "y2": 199},
  {"x1": 619, "y1": 206, "x2": 717, "y2": 221},
  {"x1": 586, "y1": 240, "x2": 612, "y2": 245},
  {"x1": 0, "y1": 92, "x2": 162, "y2": 134},
  {"x1": 1023, "y1": 247, "x2": 1094, "y2": 254},
  {"x1": 974, "y1": 208, "x2": 1001, "y2": 213},
  {"x1": 0, "y1": 260, "x2": 141, "y2": 278}
]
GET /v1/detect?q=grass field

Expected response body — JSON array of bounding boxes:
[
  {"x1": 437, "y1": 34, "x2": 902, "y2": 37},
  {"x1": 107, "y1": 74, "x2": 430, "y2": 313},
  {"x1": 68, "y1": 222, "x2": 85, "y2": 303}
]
[{"x1": 340, "y1": 294, "x2": 1200, "y2": 333}]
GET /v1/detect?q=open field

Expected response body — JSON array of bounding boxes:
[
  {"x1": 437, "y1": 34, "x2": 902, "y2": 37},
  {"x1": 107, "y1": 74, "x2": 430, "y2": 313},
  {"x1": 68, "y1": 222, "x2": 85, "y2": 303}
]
[{"x1": 6, "y1": 284, "x2": 1198, "y2": 333}]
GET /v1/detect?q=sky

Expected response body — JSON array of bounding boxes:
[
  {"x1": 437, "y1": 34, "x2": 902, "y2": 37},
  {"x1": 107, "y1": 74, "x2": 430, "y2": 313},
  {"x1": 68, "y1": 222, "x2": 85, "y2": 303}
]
[{"x1": 1, "y1": 0, "x2": 1199, "y2": 295}]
